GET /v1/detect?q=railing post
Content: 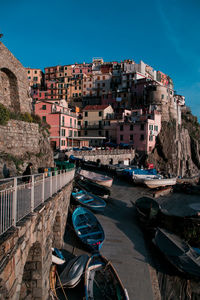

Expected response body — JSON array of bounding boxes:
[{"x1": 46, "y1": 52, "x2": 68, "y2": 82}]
[
  {"x1": 12, "y1": 177, "x2": 17, "y2": 226},
  {"x1": 50, "y1": 172, "x2": 52, "y2": 197},
  {"x1": 31, "y1": 175, "x2": 34, "y2": 212},
  {"x1": 42, "y1": 173, "x2": 45, "y2": 203},
  {"x1": 55, "y1": 169, "x2": 58, "y2": 193}
]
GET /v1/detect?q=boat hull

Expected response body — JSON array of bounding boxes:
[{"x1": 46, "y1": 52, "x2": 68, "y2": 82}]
[
  {"x1": 84, "y1": 254, "x2": 129, "y2": 300},
  {"x1": 144, "y1": 177, "x2": 177, "y2": 189},
  {"x1": 79, "y1": 169, "x2": 113, "y2": 188},
  {"x1": 72, "y1": 207, "x2": 105, "y2": 252},
  {"x1": 71, "y1": 189, "x2": 106, "y2": 212}
]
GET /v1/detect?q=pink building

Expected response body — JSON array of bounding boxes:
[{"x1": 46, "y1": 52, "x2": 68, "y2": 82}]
[
  {"x1": 35, "y1": 101, "x2": 79, "y2": 150},
  {"x1": 116, "y1": 109, "x2": 161, "y2": 153}
]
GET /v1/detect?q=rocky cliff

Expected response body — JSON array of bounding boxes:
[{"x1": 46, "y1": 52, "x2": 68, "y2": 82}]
[{"x1": 147, "y1": 109, "x2": 200, "y2": 177}]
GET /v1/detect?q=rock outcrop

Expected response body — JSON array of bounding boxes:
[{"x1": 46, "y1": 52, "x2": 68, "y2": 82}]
[{"x1": 148, "y1": 112, "x2": 200, "y2": 177}]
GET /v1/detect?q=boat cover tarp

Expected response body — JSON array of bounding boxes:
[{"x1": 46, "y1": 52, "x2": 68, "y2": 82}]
[
  {"x1": 155, "y1": 228, "x2": 200, "y2": 277},
  {"x1": 122, "y1": 168, "x2": 157, "y2": 176}
]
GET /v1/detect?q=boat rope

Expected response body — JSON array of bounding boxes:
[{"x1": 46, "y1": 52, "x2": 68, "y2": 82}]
[{"x1": 56, "y1": 269, "x2": 69, "y2": 300}]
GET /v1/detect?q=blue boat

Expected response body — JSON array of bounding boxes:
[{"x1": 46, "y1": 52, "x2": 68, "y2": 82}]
[
  {"x1": 121, "y1": 167, "x2": 157, "y2": 178},
  {"x1": 72, "y1": 207, "x2": 105, "y2": 252},
  {"x1": 72, "y1": 188, "x2": 106, "y2": 212}
]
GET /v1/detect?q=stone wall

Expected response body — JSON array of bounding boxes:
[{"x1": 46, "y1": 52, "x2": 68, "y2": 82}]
[
  {"x1": 73, "y1": 149, "x2": 135, "y2": 165},
  {"x1": 0, "y1": 119, "x2": 54, "y2": 177},
  {"x1": 0, "y1": 42, "x2": 32, "y2": 113},
  {"x1": 0, "y1": 174, "x2": 74, "y2": 300}
]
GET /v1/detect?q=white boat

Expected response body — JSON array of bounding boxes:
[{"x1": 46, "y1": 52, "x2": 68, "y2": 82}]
[
  {"x1": 78, "y1": 169, "x2": 113, "y2": 188},
  {"x1": 132, "y1": 174, "x2": 162, "y2": 184},
  {"x1": 144, "y1": 177, "x2": 177, "y2": 189},
  {"x1": 52, "y1": 248, "x2": 65, "y2": 265}
]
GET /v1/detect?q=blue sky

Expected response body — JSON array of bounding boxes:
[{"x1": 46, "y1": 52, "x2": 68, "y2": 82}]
[{"x1": 1, "y1": 0, "x2": 199, "y2": 120}]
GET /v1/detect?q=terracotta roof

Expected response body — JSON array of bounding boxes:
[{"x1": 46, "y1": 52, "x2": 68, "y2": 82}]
[{"x1": 83, "y1": 105, "x2": 109, "y2": 111}]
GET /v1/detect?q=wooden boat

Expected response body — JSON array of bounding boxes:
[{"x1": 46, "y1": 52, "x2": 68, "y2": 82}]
[
  {"x1": 49, "y1": 264, "x2": 57, "y2": 299},
  {"x1": 75, "y1": 175, "x2": 111, "y2": 199},
  {"x1": 57, "y1": 254, "x2": 89, "y2": 289},
  {"x1": 132, "y1": 174, "x2": 162, "y2": 184},
  {"x1": 144, "y1": 177, "x2": 177, "y2": 189},
  {"x1": 71, "y1": 188, "x2": 106, "y2": 212},
  {"x1": 72, "y1": 207, "x2": 105, "y2": 252},
  {"x1": 84, "y1": 254, "x2": 129, "y2": 300},
  {"x1": 78, "y1": 169, "x2": 113, "y2": 188},
  {"x1": 153, "y1": 228, "x2": 200, "y2": 278},
  {"x1": 52, "y1": 247, "x2": 65, "y2": 265}
]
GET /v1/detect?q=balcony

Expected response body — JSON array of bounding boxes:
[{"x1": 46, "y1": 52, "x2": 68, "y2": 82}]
[{"x1": 82, "y1": 122, "x2": 103, "y2": 129}]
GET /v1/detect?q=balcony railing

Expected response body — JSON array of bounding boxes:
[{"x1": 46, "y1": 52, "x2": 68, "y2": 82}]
[{"x1": 0, "y1": 167, "x2": 75, "y2": 237}]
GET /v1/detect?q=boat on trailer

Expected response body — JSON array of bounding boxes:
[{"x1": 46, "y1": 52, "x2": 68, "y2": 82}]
[
  {"x1": 84, "y1": 254, "x2": 129, "y2": 300},
  {"x1": 72, "y1": 207, "x2": 105, "y2": 252},
  {"x1": 71, "y1": 188, "x2": 106, "y2": 212},
  {"x1": 78, "y1": 169, "x2": 113, "y2": 188}
]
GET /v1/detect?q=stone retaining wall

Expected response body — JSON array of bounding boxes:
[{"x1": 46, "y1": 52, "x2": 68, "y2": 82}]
[
  {"x1": 73, "y1": 149, "x2": 135, "y2": 165},
  {"x1": 0, "y1": 176, "x2": 73, "y2": 300}
]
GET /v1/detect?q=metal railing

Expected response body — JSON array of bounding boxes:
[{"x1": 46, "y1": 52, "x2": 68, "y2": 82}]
[{"x1": 0, "y1": 167, "x2": 75, "y2": 236}]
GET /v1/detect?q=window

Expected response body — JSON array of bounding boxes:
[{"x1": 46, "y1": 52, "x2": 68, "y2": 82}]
[
  {"x1": 85, "y1": 112, "x2": 88, "y2": 117},
  {"x1": 149, "y1": 135, "x2": 153, "y2": 141},
  {"x1": 84, "y1": 121, "x2": 88, "y2": 127},
  {"x1": 140, "y1": 124, "x2": 144, "y2": 131},
  {"x1": 74, "y1": 131, "x2": 77, "y2": 137},
  {"x1": 84, "y1": 131, "x2": 88, "y2": 136},
  {"x1": 149, "y1": 125, "x2": 153, "y2": 130},
  {"x1": 79, "y1": 86, "x2": 81, "y2": 90},
  {"x1": 34, "y1": 70, "x2": 37, "y2": 74},
  {"x1": 33, "y1": 77, "x2": 38, "y2": 81},
  {"x1": 161, "y1": 94, "x2": 164, "y2": 99},
  {"x1": 130, "y1": 124, "x2": 133, "y2": 131},
  {"x1": 42, "y1": 116, "x2": 46, "y2": 122},
  {"x1": 28, "y1": 76, "x2": 31, "y2": 79},
  {"x1": 65, "y1": 66, "x2": 67, "y2": 70},
  {"x1": 99, "y1": 111, "x2": 102, "y2": 117},
  {"x1": 79, "y1": 93, "x2": 82, "y2": 96},
  {"x1": 62, "y1": 129, "x2": 66, "y2": 136},
  {"x1": 42, "y1": 105, "x2": 46, "y2": 110},
  {"x1": 80, "y1": 69, "x2": 82, "y2": 73},
  {"x1": 140, "y1": 134, "x2": 144, "y2": 141},
  {"x1": 98, "y1": 131, "x2": 102, "y2": 136},
  {"x1": 70, "y1": 118, "x2": 72, "y2": 127},
  {"x1": 28, "y1": 70, "x2": 30, "y2": 74},
  {"x1": 130, "y1": 134, "x2": 133, "y2": 141},
  {"x1": 120, "y1": 135, "x2": 123, "y2": 141},
  {"x1": 62, "y1": 116, "x2": 65, "y2": 126},
  {"x1": 102, "y1": 83, "x2": 105, "y2": 87},
  {"x1": 154, "y1": 125, "x2": 158, "y2": 131},
  {"x1": 120, "y1": 125, "x2": 123, "y2": 131}
]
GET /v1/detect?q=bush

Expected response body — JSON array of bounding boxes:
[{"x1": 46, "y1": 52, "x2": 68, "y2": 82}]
[{"x1": 0, "y1": 104, "x2": 10, "y2": 125}]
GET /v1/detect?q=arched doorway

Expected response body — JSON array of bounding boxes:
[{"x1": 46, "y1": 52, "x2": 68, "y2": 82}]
[
  {"x1": 19, "y1": 242, "x2": 42, "y2": 300},
  {"x1": 0, "y1": 67, "x2": 20, "y2": 112}
]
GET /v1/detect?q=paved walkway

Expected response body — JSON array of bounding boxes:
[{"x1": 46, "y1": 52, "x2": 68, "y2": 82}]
[{"x1": 63, "y1": 176, "x2": 159, "y2": 300}]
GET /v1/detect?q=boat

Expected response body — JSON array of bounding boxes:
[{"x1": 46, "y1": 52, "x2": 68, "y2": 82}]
[
  {"x1": 57, "y1": 254, "x2": 89, "y2": 288},
  {"x1": 84, "y1": 254, "x2": 129, "y2": 300},
  {"x1": 71, "y1": 188, "x2": 106, "y2": 212},
  {"x1": 153, "y1": 228, "x2": 200, "y2": 278},
  {"x1": 78, "y1": 169, "x2": 113, "y2": 188},
  {"x1": 52, "y1": 247, "x2": 65, "y2": 265},
  {"x1": 118, "y1": 167, "x2": 158, "y2": 180},
  {"x1": 134, "y1": 197, "x2": 160, "y2": 229},
  {"x1": 49, "y1": 264, "x2": 57, "y2": 299},
  {"x1": 144, "y1": 177, "x2": 177, "y2": 189},
  {"x1": 72, "y1": 207, "x2": 105, "y2": 252},
  {"x1": 75, "y1": 175, "x2": 111, "y2": 199},
  {"x1": 132, "y1": 174, "x2": 162, "y2": 184}
]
